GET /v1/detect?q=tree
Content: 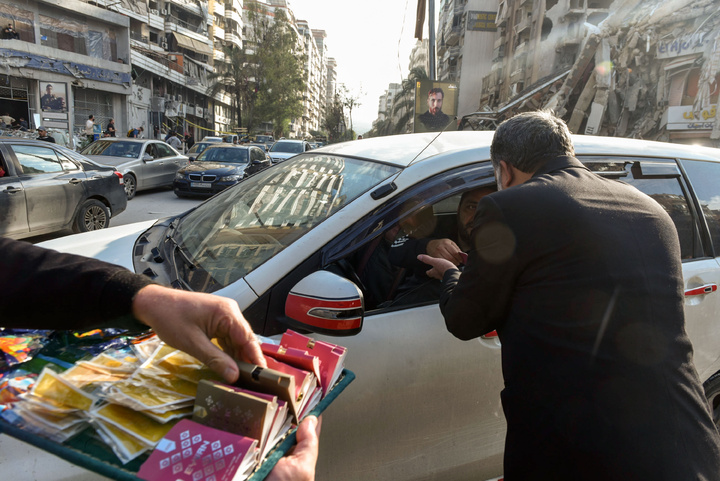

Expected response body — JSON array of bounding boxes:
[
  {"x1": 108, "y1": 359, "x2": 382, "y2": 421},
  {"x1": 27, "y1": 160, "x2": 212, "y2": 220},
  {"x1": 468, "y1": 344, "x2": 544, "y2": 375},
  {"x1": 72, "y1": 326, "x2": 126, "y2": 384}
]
[
  {"x1": 338, "y1": 85, "x2": 362, "y2": 139},
  {"x1": 251, "y1": 8, "x2": 306, "y2": 139},
  {"x1": 322, "y1": 93, "x2": 346, "y2": 143},
  {"x1": 206, "y1": 45, "x2": 259, "y2": 131}
]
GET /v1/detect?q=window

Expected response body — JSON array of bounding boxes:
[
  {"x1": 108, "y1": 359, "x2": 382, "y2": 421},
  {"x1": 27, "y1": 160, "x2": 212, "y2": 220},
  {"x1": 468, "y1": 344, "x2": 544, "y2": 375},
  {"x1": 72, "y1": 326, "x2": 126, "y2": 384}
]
[
  {"x1": 326, "y1": 163, "x2": 495, "y2": 311},
  {"x1": 680, "y1": 159, "x2": 720, "y2": 257},
  {"x1": 12, "y1": 145, "x2": 65, "y2": 174},
  {"x1": 583, "y1": 157, "x2": 700, "y2": 260},
  {"x1": 155, "y1": 142, "x2": 174, "y2": 158}
]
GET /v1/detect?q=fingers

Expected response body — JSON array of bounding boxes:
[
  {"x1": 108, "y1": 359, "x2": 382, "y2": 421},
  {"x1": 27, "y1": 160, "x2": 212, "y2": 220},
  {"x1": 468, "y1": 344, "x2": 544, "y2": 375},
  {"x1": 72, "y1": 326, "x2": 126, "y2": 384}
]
[{"x1": 427, "y1": 239, "x2": 465, "y2": 265}]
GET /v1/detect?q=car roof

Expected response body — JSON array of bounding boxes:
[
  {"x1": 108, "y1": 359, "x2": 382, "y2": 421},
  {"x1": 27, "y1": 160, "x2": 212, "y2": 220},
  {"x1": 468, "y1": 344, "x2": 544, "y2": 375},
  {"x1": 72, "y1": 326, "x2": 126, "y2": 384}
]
[
  {"x1": 314, "y1": 132, "x2": 720, "y2": 168},
  {"x1": 203, "y1": 144, "x2": 250, "y2": 149}
]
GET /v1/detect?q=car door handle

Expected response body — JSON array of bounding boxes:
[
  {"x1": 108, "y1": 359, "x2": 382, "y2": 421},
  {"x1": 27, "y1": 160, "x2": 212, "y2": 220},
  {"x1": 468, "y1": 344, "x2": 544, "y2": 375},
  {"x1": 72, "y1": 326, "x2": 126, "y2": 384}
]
[
  {"x1": 68, "y1": 178, "x2": 82, "y2": 184},
  {"x1": 685, "y1": 284, "x2": 717, "y2": 296},
  {"x1": 5, "y1": 186, "x2": 22, "y2": 193}
]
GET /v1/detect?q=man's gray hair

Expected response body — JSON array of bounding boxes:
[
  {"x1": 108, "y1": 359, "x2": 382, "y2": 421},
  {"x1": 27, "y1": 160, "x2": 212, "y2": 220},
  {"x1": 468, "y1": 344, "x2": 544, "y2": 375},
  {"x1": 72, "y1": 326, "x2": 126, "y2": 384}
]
[{"x1": 490, "y1": 111, "x2": 574, "y2": 173}]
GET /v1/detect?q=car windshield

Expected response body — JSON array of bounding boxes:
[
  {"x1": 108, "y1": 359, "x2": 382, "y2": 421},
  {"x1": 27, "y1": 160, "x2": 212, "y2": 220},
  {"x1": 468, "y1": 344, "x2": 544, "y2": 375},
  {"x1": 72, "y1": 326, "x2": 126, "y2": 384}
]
[
  {"x1": 81, "y1": 140, "x2": 142, "y2": 158},
  {"x1": 187, "y1": 143, "x2": 211, "y2": 155},
  {"x1": 270, "y1": 141, "x2": 303, "y2": 153},
  {"x1": 172, "y1": 153, "x2": 400, "y2": 290},
  {"x1": 197, "y1": 147, "x2": 248, "y2": 163}
]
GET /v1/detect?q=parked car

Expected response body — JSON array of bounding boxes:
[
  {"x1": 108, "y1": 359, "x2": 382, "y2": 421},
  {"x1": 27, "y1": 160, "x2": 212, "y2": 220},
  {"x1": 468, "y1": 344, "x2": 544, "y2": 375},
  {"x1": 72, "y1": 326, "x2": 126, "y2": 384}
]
[
  {"x1": 173, "y1": 144, "x2": 271, "y2": 198},
  {"x1": 0, "y1": 139, "x2": 126, "y2": 239},
  {"x1": 268, "y1": 139, "x2": 312, "y2": 163},
  {"x1": 201, "y1": 136, "x2": 224, "y2": 142},
  {"x1": 37, "y1": 132, "x2": 720, "y2": 481},
  {"x1": 80, "y1": 138, "x2": 187, "y2": 200},
  {"x1": 254, "y1": 134, "x2": 275, "y2": 151},
  {"x1": 185, "y1": 141, "x2": 218, "y2": 161}
]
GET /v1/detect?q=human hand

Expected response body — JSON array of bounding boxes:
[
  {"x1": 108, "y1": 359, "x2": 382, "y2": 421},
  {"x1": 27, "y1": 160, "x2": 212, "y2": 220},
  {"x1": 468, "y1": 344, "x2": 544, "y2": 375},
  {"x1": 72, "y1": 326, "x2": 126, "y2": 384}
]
[
  {"x1": 267, "y1": 416, "x2": 322, "y2": 481},
  {"x1": 418, "y1": 254, "x2": 457, "y2": 280},
  {"x1": 426, "y1": 239, "x2": 466, "y2": 265},
  {"x1": 131, "y1": 285, "x2": 266, "y2": 383}
]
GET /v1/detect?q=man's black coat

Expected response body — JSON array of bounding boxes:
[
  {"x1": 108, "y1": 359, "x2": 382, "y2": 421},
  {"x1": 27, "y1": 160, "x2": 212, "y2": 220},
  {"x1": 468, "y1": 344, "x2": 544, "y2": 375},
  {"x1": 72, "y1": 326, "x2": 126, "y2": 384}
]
[{"x1": 440, "y1": 156, "x2": 720, "y2": 480}]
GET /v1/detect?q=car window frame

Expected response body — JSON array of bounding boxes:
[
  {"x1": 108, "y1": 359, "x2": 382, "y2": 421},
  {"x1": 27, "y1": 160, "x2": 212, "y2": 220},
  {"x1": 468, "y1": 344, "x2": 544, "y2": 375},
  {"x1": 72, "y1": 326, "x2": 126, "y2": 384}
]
[
  {"x1": 154, "y1": 142, "x2": 174, "y2": 159},
  {"x1": 9, "y1": 143, "x2": 67, "y2": 175}
]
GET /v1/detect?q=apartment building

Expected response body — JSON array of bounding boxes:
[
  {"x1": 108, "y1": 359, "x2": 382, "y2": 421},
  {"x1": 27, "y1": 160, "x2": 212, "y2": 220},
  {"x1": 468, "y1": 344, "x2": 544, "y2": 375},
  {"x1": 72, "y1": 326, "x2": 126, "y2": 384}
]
[
  {"x1": 436, "y1": 0, "x2": 497, "y2": 119},
  {"x1": 0, "y1": 0, "x2": 132, "y2": 145}
]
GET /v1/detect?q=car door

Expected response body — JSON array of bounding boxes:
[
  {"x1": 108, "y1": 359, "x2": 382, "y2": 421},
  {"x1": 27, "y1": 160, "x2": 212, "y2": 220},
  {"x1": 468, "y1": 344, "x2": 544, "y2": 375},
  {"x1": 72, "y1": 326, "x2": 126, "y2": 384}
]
[
  {"x1": 8, "y1": 143, "x2": 86, "y2": 234},
  {"x1": 582, "y1": 156, "x2": 720, "y2": 381},
  {"x1": 254, "y1": 162, "x2": 507, "y2": 481},
  {"x1": 154, "y1": 142, "x2": 183, "y2": 185},
  {"x1": 247, "y1": 147, "x2": 268, "y2": 176},
  {"x1": 0, "y1": 146, "x2": 29, "y2": 237},
  {"x1": 139, "y1": 142, "x2": 162, "y2": 189}
]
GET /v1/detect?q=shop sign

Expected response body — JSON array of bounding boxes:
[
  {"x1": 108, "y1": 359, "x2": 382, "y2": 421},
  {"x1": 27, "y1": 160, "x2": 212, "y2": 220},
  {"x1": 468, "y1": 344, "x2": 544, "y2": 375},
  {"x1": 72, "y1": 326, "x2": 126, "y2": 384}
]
[
  {"x1": 657, "y1": 33, "x2": 710, "y2": 59},
  {"x1": 665, "y1": 105, "x2": 716, "y2": 131}
]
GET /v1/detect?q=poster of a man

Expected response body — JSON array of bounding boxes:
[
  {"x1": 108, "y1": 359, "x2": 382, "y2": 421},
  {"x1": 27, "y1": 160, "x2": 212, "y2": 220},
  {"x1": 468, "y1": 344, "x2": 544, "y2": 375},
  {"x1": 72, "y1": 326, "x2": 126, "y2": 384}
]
[
  {"x1": 40, "y1": 82, "x2": 67, "y2": 112},
  {"x1": 414, "y1": 81, "x2": 458, "y2": 133}
]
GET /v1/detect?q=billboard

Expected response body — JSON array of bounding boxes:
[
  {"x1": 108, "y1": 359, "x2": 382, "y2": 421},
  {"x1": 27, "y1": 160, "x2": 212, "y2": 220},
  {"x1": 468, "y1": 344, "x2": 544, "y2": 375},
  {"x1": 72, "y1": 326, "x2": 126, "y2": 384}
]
[
  {"x1": 414, "y1": 80, "x2": 458, "y2": 133},
  {"x1": 39, "y1": 82, "x2": 67, "y2": 112}
]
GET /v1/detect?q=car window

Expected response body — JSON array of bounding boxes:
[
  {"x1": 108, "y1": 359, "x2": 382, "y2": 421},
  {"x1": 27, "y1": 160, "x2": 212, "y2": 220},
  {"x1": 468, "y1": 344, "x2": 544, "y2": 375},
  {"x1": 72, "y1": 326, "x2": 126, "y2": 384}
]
[
  {"x1": 270, "y1": 141, "x2": 302, "y2": 153},
  {"x1": 82, "y1": 140, "x2": 141, "y2": 158},
  {"x1": 199, "y1": 147, "x2": 248, "y2": 163},
  {"x1": 155, "y1": 142, "x2": 174, "y2": 158},
  {"x1": 679, "y1": 159, "x2": 720, "y2": 257},
  {"x1": 583, "y1": 157, "x2": 701, "y2": 260},
  {"x1": 325, "y1": 162, "x2": 496, "y2": 311},
  {"x1": 145, "y1": 144, "x2": 156, "y2": 159},
  {"x1": 11, "y1": 144, "x2": 65, "y2": 174}
]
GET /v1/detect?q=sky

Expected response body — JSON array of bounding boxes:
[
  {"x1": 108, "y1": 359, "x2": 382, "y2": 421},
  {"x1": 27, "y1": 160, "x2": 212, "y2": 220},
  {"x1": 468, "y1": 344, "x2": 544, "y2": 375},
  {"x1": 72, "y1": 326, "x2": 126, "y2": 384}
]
[{"x1": 290, "y1": 0, "x2": 423, "y2": 134}]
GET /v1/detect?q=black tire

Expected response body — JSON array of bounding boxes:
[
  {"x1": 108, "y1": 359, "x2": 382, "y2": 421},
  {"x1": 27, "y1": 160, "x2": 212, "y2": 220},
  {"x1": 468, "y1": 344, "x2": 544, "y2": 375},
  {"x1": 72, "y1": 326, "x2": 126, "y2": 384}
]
[
  {"x1": 124, "y1": 173, "x2": 137, "y2": 200},
  {"x1": 73, "y1": 199, "x2": 110, "y2": 233},
  {"x1": 704, "y1": 372, "x2": 720, "y2": 429}
]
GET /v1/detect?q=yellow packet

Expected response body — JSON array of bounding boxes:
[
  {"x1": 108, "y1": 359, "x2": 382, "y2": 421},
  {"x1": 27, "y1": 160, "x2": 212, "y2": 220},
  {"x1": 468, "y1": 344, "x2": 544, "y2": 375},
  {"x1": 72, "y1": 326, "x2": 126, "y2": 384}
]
[
  {"x1": 94, "y1": 419, "x2": 151, "y2": 463},
  {"x1": 140, "y1": 405, "x2": 193, "y2": 423},
  {"x1": 62, "y1": 364, "x2": 129, "y2": 387},
  {"x1": 90, "y1": 403, "x2": 176, "y2": 446},
  {"x1": 105, "y1": 380, "x2": 193, "y2": 411},
  {"x1": 30, "y1": 367, "x2": 97, "y2": 411}
]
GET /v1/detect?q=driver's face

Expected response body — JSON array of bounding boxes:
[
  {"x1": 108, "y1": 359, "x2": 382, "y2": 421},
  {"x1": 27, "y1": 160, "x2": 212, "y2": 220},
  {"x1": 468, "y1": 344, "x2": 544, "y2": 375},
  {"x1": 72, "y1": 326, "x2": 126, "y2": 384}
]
[{"x1": 427, "y1": 93, "x2": 443, "y2": 115}]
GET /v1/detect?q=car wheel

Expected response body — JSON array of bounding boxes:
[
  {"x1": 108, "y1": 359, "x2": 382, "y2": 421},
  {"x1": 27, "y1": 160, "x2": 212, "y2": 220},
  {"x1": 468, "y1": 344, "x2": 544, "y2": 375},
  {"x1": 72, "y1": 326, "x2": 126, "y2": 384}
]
[
  {"x1": 73, "y1": 199, "x2": 110, "y2": 233},
  {"x1": 704, "y1": 372, "x2": 720, "y2": 429},
  {"x1": 124, "y1": 173, "x2": 137, "y2": 200}
]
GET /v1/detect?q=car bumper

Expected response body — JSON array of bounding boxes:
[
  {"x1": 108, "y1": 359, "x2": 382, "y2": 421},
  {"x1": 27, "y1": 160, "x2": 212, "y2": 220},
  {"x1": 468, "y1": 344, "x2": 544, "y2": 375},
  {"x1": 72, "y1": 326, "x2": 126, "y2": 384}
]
[{"x1": 173, "y1": 179, "x2": 238, "y2": 197}]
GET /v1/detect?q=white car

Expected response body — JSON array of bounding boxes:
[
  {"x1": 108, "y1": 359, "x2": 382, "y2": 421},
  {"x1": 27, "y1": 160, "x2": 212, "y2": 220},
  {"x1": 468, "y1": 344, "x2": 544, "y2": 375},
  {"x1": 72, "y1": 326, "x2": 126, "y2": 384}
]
[
  {"x1": 38, "y1": 132, "x2": 720, "y2": 480},
  {"x1": 268, "y1": 139, "x2": 312, "y2": 163}
]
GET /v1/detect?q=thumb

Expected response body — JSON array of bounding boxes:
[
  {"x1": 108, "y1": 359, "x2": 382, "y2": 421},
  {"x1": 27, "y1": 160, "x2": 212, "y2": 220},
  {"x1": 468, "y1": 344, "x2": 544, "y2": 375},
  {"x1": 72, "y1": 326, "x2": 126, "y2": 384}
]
[{"x1": 186, "y1": 335, "x2": 239, "y2": 383}]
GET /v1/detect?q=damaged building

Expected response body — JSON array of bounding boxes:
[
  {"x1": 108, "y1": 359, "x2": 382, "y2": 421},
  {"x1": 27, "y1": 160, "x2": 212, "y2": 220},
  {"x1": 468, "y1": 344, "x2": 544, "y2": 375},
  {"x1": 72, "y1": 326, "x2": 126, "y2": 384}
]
[{"x1": 464, "y1": 0, "x2": 720, "y2": 148}]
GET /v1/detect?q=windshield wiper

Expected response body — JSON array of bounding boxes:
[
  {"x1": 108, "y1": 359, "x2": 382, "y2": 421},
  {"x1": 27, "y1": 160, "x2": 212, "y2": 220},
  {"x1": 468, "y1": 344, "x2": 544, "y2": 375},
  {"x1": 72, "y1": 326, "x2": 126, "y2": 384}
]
[{"x1": 166, "y1": 221, "x2": 197, "y2": 271}]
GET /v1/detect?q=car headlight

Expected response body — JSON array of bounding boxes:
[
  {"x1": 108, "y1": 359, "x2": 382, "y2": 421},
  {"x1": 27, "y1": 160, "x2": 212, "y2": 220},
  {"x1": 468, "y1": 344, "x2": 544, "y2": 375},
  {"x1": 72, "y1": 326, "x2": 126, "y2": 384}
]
[
  {"x1": 175, "y1": 172, "x2": 185, "y2": 180},
  {"x1": 219, "y1": 174, "x2": 242, "y2": 182}
]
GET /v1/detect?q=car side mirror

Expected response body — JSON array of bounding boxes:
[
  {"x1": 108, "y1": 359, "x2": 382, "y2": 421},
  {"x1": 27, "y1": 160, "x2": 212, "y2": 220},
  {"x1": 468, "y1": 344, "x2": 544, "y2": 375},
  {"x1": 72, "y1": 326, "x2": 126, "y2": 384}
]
[
  {"x1": 285, "y1": 271, "x2": 364, "y2": 336},
  {"x1": 142, "y1": 153, "x2": 153, "y2": 161},
  {"x1": 189, "y1": 156, "x2": 196, "y2": 162}
]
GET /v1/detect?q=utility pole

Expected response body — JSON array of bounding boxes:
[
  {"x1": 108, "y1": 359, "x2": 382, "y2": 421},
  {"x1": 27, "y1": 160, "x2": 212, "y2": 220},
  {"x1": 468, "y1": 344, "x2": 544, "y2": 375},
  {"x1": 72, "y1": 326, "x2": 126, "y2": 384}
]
[{"x1": 428, "y1": 0, "x2": 436, "y2": 80}]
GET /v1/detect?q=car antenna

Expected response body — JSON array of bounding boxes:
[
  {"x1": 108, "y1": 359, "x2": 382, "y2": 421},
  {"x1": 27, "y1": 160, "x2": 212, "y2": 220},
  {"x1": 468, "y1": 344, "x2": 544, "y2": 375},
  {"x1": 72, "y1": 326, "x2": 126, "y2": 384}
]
[{"x1": 371, "y1": 117, "x2": 458, "y2": 201}]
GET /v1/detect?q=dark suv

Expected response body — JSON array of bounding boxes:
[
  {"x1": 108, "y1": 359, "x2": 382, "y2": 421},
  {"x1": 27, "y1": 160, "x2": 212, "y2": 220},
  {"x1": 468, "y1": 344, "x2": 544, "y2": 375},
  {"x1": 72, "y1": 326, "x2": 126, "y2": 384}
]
[{"x1": 0, "y1": 139, "x2": 127, "y2": 239}]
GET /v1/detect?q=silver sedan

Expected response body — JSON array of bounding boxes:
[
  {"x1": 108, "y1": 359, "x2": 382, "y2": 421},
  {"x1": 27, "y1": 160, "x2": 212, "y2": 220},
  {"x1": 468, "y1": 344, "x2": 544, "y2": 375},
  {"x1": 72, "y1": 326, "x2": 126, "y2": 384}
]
[{"x1": 81, "y1": 138, "x2": 188, "y2": 199}]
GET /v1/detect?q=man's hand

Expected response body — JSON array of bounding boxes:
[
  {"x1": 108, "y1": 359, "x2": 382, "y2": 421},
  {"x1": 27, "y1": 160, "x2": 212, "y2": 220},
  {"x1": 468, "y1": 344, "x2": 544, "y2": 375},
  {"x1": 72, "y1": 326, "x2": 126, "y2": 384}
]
[
  {"x1": 267, "y1": 416, "x2": 322, "y2": 481},
  {"x1": 131, "y1": 285, "x2": 266, "y2": 383},
  {"x1": 418, "y1": 254, "x2": 458, "y2": 280},
  {"x1": 426, "y1": 238, "x2": 466, "y2": 265}
]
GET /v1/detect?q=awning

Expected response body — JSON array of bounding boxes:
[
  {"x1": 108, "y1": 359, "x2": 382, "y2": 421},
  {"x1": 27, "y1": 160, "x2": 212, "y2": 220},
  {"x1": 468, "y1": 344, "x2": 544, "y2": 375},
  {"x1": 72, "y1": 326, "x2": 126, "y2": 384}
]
[{"x1": 172, "y1": 32, "x2": 213, "y2": 56}]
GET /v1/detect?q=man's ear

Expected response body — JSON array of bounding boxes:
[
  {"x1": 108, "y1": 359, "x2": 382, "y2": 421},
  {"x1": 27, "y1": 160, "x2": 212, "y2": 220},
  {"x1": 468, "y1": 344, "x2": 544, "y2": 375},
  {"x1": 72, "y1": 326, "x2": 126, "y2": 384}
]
[{"x1": 498, "y1": 160, "x2": 513, "y2": 190}]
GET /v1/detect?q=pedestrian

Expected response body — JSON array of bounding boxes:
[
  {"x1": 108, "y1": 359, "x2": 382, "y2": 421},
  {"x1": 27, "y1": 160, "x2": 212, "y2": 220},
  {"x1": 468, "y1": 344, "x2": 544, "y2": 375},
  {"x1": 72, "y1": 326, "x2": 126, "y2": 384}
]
[
  {"x1": 85, "y1": 114, "x2": 95, "y2": 143},
  {"x1": 106, "y1": 118, "x2": 116, "y2": 137},
  {"x1": 183, "y1": 131, "x2": 194, "y2": 150},
  {"x1": 419, "y1": 111, "x2": 720, "y2": 480},
  {"x1": 0, "y1": 112, "x2": 14, "y2": 126},
  {"x1": 164, "y1": 128, "x2": 175, "y2": 142},
  {"x1": 153, "y1": 124, "x2": 160, "y2": 139},
  {"x1": 17, "y1": 117, "x2": 28, "y2": 131},
  {"x1": 35, "y1": 126, "x2": 55, "y2": 143},
  {"x1": 166, "y1": 132, "x2": 182, "y2": 149},
  {"x1": 0, "y1": 235, "x2": 320, "y2": 481}
]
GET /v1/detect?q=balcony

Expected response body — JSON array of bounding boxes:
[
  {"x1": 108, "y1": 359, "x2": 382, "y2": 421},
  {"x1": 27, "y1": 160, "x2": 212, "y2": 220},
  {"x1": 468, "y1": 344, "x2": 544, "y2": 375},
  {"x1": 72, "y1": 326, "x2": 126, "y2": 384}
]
[
  {"x1": 515, "y1": 16, "x2": 531, "y2": 35},
  {"x1": 492, "y1": 45, "x2": 505, "y2": 63},
  {"x1": 445, "y1": 25, "x2": 461, "y2": 46},
  {"x1": 494, "y1": 36, "x2": 505, "y2": 50},
  {"x1": 514, "y1": 41, "x2": 528, "y2": 56},
  {"x1": 225, "y1": 31, "x2": 241, "y2": 47}
]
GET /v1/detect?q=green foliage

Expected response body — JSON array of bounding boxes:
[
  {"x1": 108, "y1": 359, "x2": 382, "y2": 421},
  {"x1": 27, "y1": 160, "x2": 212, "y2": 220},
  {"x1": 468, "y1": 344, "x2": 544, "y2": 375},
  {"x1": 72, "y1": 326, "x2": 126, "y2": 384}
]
[
  {"x1": 207, "y1": 3, "x2": 305, "y2": 135},
  {"x1": 322, "y1": 93, "x2": 346, "y2": 143}
]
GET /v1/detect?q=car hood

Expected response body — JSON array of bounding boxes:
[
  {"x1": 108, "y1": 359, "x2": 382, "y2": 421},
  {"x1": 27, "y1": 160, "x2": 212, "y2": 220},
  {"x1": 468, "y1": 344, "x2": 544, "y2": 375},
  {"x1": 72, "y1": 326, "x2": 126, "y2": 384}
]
[
  {"x1": 36, "y1": 220, "x2": 157, "y2": 270},
  {"x1": 84, "y1": 155, "x2": 133, "y2": 168},
  {"x1": 180, "y1": 162, "x2": 247, "y2": 174}
]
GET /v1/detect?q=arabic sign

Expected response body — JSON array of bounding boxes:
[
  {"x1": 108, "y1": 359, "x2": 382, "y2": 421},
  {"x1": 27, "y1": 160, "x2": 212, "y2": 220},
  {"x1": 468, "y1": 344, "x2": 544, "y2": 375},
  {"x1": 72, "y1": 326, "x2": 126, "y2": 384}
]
[
  {"x1": 657, "y1": 33, "x2": 711, "y2": 59},
  {"x1": 665, "y1": 105, "x2": 716, "y2": 131},
  {"x1": 467, "y1": 11, "x2": 497, "y2": 32}
]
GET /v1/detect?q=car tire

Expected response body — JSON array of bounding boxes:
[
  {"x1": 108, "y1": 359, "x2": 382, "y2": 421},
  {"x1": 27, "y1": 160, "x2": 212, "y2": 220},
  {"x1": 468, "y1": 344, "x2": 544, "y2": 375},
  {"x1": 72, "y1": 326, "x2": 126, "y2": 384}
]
[
  {"x1": 124, "y1": 173, "x2": 137, "y2": 200},
  {"x1": 73, "y1": 199, "x2": 110, "y2": 233},
  {"x1": 704, "y1": 372, "x2": 720, "y2": 429}
]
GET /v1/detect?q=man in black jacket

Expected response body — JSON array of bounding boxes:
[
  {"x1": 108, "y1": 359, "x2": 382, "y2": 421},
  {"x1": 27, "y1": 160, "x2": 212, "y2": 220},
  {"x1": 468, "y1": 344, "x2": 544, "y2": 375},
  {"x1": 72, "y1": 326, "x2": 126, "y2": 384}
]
[
  {"x1": 0, "y1": 237, "x2": 319, "y2": 481},
  {"x1": 420, "y1": 111, "x2": 720, "y2": 480}
]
